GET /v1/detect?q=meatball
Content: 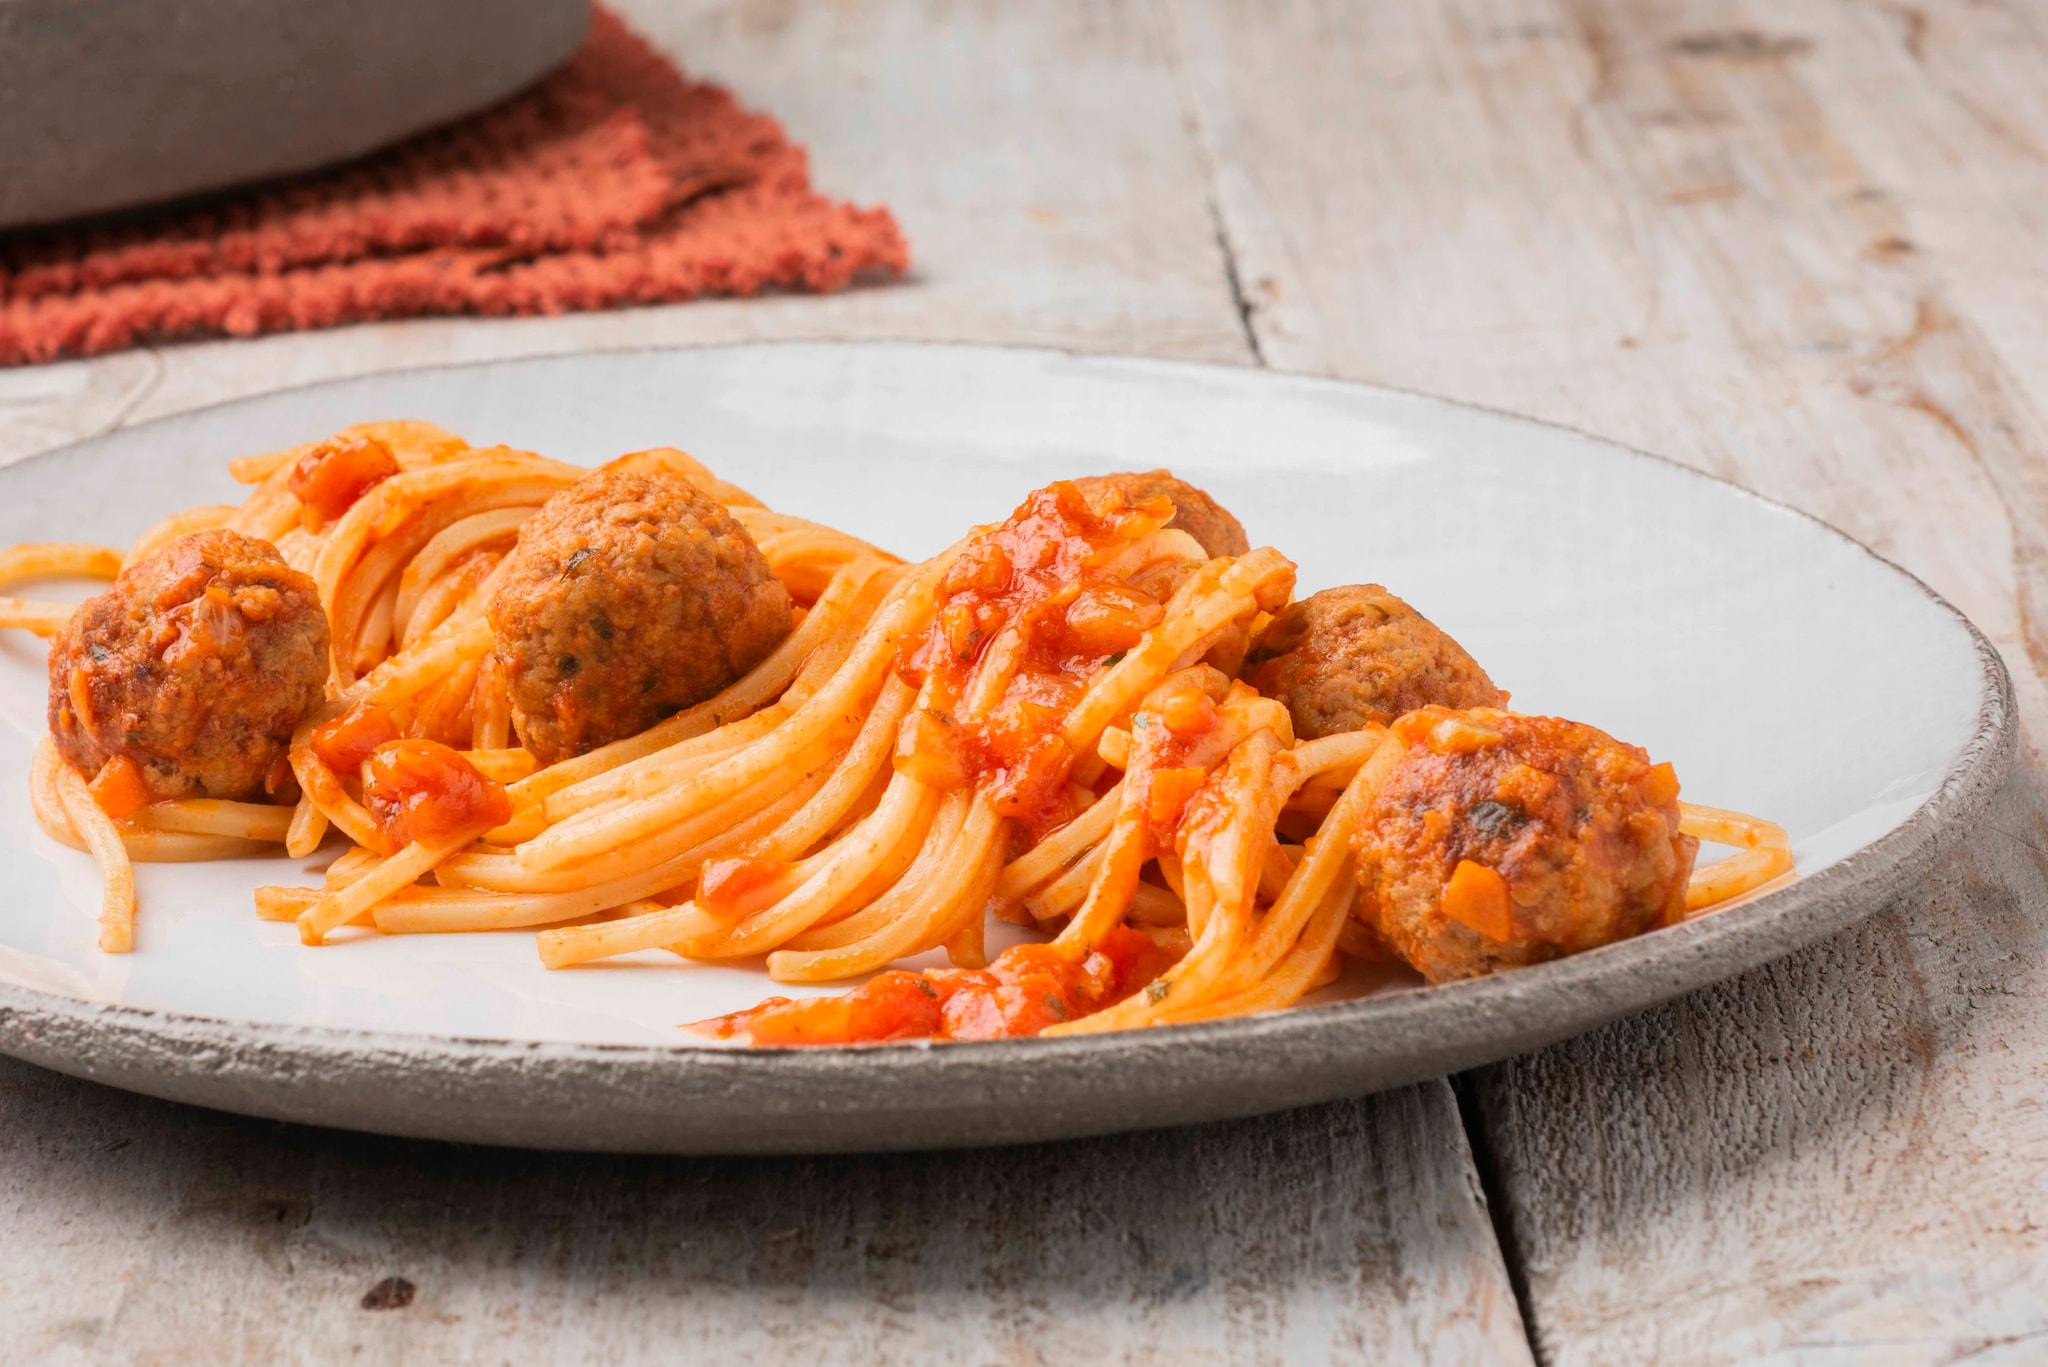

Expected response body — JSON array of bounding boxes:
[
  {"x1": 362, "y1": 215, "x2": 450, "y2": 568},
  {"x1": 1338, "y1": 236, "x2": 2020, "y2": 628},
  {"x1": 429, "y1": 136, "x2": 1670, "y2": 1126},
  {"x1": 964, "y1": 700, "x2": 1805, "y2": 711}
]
[
  {"x1": 47, "y1": 530, "x2": 330, "y2": 801},
  {"x1": 1245, "y1": 584, "x2": 1504, "y2": 739},
  {"x1": 1352, "y1": 707, "x2": 1696, "y2": 983},
  {"x1": 1072, "y1": 469, "x2": 1249, "y2": 558},
  {"x1": 488, "y1": 469, "x2": 790, "y2": 764}
]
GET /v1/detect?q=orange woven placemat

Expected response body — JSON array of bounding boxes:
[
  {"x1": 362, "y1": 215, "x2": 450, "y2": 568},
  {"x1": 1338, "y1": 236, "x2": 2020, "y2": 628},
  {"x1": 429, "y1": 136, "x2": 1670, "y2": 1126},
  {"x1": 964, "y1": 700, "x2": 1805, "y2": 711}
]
[{"x1": 0, "y1": 7, "x2": 908, "y2": 364}]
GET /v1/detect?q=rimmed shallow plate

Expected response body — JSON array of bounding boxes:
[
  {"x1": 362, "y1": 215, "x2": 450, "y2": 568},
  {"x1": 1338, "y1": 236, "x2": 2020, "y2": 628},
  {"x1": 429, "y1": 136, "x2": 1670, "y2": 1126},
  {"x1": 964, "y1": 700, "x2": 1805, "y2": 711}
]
[{"x1": 0, "y1": 342, "x2": 2012, "y2": 1153}]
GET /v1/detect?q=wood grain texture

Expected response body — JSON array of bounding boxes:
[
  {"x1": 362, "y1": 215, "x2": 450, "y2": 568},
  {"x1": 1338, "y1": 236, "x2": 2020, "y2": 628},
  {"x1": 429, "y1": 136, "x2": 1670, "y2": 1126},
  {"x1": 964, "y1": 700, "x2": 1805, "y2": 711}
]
[
  {"x1": 0, "y1": 2, "x2": 1528, "y2": 1362},
  {"x1": 0, "y1": 1063, "x2": 1529, "y2": 1366},
  {"x1": 1472, "y1": 775, "x2": 2048, "y2": 1364},
  {"x1": 1168, "y1": 0, "x2": 2048, "y2": 1359},
  {"x1": 7, "y1": 0, "x2": 2043, "y2": 1358}
]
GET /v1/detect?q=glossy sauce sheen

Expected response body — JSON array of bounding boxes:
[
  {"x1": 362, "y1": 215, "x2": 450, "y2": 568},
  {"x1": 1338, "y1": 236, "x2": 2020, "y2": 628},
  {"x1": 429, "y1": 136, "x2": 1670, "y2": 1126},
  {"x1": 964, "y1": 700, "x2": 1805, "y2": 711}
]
[
  {"x1": 308, "y1": 701, "x2": 402, "y2": 774},
  {"x1": 692, "y1": 926, "x2": 1176, "y2": 1045},
  {"x1": 360, "y1": 739, "x2": 510, "y2": 847},
  {"x1": 897, "y1": 482, "x2": 1171, "y2": 839},
  {"x1": 288, "y1": 434, "x2": 400, "y2": 524}
]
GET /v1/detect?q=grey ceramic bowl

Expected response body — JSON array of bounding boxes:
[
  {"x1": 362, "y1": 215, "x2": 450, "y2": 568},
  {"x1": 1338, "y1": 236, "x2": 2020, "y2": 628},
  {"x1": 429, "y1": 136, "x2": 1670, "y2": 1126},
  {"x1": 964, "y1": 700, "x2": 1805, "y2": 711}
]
[{"x1": 0, "y1": 0, "x2": 588, "y2": 229}]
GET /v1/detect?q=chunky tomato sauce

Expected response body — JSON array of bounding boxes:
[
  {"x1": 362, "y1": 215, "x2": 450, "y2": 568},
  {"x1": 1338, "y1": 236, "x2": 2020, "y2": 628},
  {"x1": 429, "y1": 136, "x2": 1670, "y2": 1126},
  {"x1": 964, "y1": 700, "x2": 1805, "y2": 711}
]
[
  {"x1": 360, "y1": 738, "x2": 511, "y2": 846},
  {"x1": 1126, "y1": 675, "x2": 1236, "y2": 845},
  {"x1": 289, "y1": 434, "x2": 400, "y2": 524},
  {"x1": 308, "y1": 701, "x2": 402, "y2": 774},
  {"x1": 691, "y1": 926, "x2": 1178, "y2": 1045},
  {"x1": 895, "y1": 482, "x2": 1173, "y2": 839}
]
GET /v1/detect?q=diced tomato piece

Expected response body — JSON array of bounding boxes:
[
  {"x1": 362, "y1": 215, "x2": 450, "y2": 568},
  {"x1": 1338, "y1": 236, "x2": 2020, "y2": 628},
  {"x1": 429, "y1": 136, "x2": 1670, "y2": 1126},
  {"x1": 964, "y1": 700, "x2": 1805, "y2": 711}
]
[
  {"x1": 360, "y1": 739, "x2": 510, "y2": 847},
  {"x1": 308, "y1": 701, "x2": 401, "y2": 774},
  {"x1": 987, "y1": 731, "x2": 1075, "y2": 841},
  {"x1": 894, "y1": 708, "x2": 972, "y2": 789},
  {"x1": 289, "y1": 435, "x2": 400, "y2": 524}
]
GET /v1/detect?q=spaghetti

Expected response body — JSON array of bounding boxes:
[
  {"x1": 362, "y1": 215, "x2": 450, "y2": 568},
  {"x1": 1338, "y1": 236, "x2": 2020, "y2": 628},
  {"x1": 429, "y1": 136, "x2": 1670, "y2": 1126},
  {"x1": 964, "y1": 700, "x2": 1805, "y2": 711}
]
[{"x1": 5, "y1": 422, "x2": 1793, "y2": 1042}]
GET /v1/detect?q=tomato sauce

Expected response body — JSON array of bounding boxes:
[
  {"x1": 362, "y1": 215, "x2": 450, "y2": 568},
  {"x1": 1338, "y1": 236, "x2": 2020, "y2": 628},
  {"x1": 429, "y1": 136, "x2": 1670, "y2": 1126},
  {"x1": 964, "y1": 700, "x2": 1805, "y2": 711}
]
[
  {"x1": 165, "y1": 585, "x2": 247, "y2": 665},
  {"x1": 895, "y1": 482, "x2": 1172, "y2": 840},
  {"x1": 360, "y1": 739, "x2": 511, "y2": 846},
  {"x1": 697, "y1": 855, "x2": 796, "y2": 919},
  {"x1": 290, "y1": 434, "x2": 400, "y2": 524},
  {"x1": 691, "y1": 925, "x2": 1179, "y2": 1045},
  {"x1": 308, "y1": 701, "x2": 402, "y2": 774},
  {"x1": 1111, "y1": 670, "x2": 1237, "y2": 855}
]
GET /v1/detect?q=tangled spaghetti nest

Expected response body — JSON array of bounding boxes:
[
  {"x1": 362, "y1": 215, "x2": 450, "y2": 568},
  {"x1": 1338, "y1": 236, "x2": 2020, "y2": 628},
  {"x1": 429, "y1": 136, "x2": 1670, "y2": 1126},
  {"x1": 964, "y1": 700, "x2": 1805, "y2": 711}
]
[{"x1": 6, "y1": 422, "x2": 1792, "y2": 1041}]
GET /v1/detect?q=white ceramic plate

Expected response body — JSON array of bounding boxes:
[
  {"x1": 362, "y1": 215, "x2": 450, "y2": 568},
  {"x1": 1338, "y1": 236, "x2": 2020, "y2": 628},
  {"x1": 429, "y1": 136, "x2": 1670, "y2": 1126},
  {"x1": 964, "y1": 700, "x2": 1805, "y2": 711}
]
[{"x1": 0, "y1": 343, "x2": 2010, "y2": 1152}]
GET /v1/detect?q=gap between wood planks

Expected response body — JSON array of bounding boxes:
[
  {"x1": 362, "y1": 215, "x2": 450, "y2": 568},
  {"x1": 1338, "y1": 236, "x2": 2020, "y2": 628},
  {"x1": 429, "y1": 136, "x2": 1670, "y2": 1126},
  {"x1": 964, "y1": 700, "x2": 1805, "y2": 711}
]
[
  {"x1": 1151, "y1": 0, "x2": 1265, "y2": 367},
  {"x1": 1151, "y1": 1, "x2": 1547, "y2": 1359},
  {"x1": 1454, "y1": 1072, "x2": 1546, "y2": 1362}
]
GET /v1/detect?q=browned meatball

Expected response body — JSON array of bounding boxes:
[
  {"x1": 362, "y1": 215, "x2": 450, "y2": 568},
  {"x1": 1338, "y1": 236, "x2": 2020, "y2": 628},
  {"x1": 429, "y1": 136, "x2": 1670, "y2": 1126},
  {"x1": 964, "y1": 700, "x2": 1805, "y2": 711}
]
[
  {"x1": 47, "y1": 530, "x2": 329, "y2": 800},
  {"x1": 1245, "y1": 585, "x2": 1504, "y2": 739},
  {"x1": 1072, "y1": 469, "x2": 1249, "y2": 558},
  {"x1": 488, "y1": 469, "x2": 790, "y2": 764},
  {"x1": 1353, "y1": 707, "x2": 1696, "y2": 983}
]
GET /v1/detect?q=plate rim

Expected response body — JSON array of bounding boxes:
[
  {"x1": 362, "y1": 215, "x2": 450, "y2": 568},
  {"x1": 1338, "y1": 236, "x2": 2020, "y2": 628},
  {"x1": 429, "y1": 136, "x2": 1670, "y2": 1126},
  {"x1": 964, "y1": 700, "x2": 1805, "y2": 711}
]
[{"x1": 0, "y1": 338, "x2": 2015, "y2": 1152}]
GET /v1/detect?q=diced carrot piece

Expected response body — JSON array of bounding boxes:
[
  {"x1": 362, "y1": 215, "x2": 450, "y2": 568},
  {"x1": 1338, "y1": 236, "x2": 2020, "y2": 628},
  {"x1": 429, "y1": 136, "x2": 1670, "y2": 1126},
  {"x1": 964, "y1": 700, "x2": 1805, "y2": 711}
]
[
  {"x1": 1443, "y1": 859, "x2": 1514, "y2": 942},
  {"x1": 88, "y1": 754, "x2": 152, "y2": 819}
]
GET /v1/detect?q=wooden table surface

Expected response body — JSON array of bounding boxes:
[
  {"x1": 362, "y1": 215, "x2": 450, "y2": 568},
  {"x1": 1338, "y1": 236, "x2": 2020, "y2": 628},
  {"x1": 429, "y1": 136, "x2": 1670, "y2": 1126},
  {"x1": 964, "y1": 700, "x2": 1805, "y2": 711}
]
[{"x1": 4, "y1": 2, "x2": 2045, "y2": 1362}]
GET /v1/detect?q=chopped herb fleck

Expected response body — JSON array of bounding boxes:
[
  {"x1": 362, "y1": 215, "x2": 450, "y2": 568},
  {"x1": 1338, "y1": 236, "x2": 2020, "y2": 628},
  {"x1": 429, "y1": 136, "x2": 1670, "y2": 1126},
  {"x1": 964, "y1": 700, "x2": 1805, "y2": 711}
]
[
  {"x1": 1466, "y1": 800, "x2": 1526, "y2": 839},
  {"x1": 1042, "y1": 993, "x2": 1069, "y2": 1021},
  {"x1": 1103, "y1": 649, "x2": 1128, "y2": 667},
  {"x1": 914, "y1": 977, "x2": 938, "y2": 999},
  {"x1": 562, "y1": 547, "x2": 595, "y2": 576},
  {"x1": 87, "y1": 642, "x2": 110, "y2": 664},
  {"x1": 1145, "y1": 979, "x2": 1172, "y2": 1004}
]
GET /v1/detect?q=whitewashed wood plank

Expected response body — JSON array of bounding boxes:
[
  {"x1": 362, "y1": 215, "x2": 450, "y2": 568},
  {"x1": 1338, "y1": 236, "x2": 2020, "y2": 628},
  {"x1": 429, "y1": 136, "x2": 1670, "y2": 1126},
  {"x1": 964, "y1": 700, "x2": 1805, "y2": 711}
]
[
  {"x1": 1473, "y1": 778, "x2": 2048, "y2": 1365},
  {"x1": 0, "y1": 1066, "x2": 1529, "y2": 1366},
  {"x1": 1171, "y1": 0, "x2": 2048, "y2": 1361},
  {"x1": 1163, "y1": 0, "x2": 2023, "y2": 642}
]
